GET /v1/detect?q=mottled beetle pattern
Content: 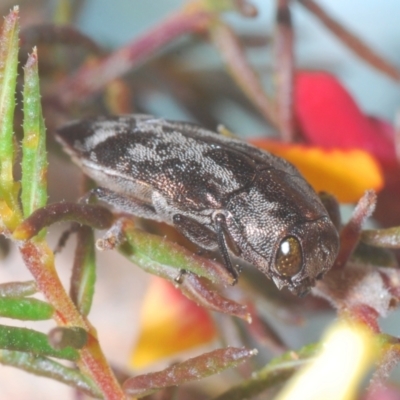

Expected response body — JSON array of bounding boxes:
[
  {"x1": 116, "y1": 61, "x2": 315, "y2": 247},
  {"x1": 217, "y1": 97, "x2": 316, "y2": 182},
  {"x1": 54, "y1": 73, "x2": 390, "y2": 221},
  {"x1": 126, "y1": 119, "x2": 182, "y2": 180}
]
[{"x1": 56, "y1": 115, "x2": 339, "y2": 296}]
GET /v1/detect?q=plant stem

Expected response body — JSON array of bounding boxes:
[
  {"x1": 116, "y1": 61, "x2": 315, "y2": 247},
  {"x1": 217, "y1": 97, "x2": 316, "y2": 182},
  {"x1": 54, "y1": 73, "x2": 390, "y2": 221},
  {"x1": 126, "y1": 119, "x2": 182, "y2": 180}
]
[
  {"x1": 55, "y1": 8, "x2": 212, "y2": 107},
  {"x1": 19, "y1": 240, "x2": 125, "y2": 399}
]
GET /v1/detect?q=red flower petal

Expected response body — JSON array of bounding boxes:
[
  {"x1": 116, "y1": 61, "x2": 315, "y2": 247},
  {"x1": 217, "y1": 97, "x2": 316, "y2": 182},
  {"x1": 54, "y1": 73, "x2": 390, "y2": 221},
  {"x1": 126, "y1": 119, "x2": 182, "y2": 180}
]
[{"x1": 294, "y1": 72, "x2": 396, "y2": 167}]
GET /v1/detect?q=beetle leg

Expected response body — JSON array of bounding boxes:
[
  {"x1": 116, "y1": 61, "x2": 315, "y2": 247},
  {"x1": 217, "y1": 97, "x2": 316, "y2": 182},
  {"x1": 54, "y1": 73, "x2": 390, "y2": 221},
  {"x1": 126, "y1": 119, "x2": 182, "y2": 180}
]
[
  {"x1": 172, "y1": 214, "x2": 217, "y2": 249},
  {"x1": 173, "y1": 213, "x2": 238, "y2": 284},
  {"x1": 213, "y1": 213, "x2": 239, "y2": 284},
  {"x1": 88, "y1": 187, "x2": 163, "y2": 221}
]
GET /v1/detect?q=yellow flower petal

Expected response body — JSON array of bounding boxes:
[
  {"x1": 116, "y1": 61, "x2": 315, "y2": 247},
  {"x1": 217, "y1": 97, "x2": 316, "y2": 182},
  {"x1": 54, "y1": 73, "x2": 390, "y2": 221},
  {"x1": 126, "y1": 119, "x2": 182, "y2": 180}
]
[
  {"x1": 130, "y1": 277, "x2": 216, "y2": 369},
  {"x1": 275, "y1": 321, "x2": 378, "y2": 400},
  {"x1": 250, "y1": 139, "x2": 384, "y2": 203}
]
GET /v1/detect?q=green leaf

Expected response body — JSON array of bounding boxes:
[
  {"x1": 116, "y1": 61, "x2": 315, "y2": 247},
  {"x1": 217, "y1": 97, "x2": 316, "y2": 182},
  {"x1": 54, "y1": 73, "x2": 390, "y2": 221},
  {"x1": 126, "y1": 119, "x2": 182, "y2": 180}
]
[
  {"x1": 70, "y1": 226, "x2": 96, "y2": 316},
  {"x1": 0, "y1": 7, "x2": 21, "y2": 225},
  {"x1": 0, "y1": 324, "x2": 79, "y2": 360},
  {"x1": 361, "y1": 226, "x2": 400, "y2": 249},
  {"x1": 213, "y1": 343, "x2": 319, "y2": 400},
  {"x1": 48, "y1": 327, "x2": 88, "y2": 350},
  {"x1": 21, "y1": 47, "x2": 48, "y2": 223},
  {"x1": 123, "y1": 347, "x2": 257, "y2": 398},
  {"x1": 120, "y1": 224, "x2": 234, "y2": 285},
  {"x1": 351, "y1": 241, "x2": 397, "y2": 267},
  {"x1": 0, "y1": 281, "x2": 37, "y2": 297},
  {"x1": 0, "y1": 350, "x2": 102, "y2": 398},
  {"x1": 0, "y1": 297, "x2": 54, "y2": 320}
]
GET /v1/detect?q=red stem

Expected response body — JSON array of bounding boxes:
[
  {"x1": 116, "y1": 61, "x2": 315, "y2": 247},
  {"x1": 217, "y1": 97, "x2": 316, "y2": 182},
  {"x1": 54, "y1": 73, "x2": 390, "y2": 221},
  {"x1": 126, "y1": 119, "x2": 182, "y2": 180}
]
[
  {"x1": 274, "y1": 0, "x2": 295, "y2": 142},
  {"x1": 211, "y1": 22, "x2": 279, "y2": 129},
  {"x1": 55, "y1": 9, "x2": 212, "y2": 107},
  {"x1": 334, "y1": 190, "x2": 377, "y2": 269},
  {"x1": 298, "y1": 0, "x2": 400, "y2": 82}
]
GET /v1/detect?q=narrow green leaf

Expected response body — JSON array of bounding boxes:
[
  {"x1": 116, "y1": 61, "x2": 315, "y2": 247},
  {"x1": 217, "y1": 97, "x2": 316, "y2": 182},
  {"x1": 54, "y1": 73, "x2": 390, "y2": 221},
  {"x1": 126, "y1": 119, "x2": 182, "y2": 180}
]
[
  {"x1": 70, "y1": 226, "x2": 96, "y2": 316},
  {"x1": 21, "y1": 47, "x2": 48, "y2": 221},
  {"x1": 0, "y1": 324, "x2": 79, "y2": 360},
  {"x1": 0, "y1": 297, "x2": 54, "y2": 320},
  {"x1": 0, "y1": 350, "x2": 102, "y2": 398},
  {"x1": 351, "y1": 241, "x2": 397, "y2": 268},
  {"x1": 123, "y1": 347, "x2": 257, "y2": 398},
  {"x1": 120, "y1": 225, "x2": 233, "y2": 285},
  {"x1": 48, "y1": 327, "x2": 88, "y2": 350},
  {"x1": 361, "y1": 226, "x2": 400, "y2": 249},
  {"x1": 0, "y1": 7, "x2": 21, "y2": 222},
  {"x1": 264, "y1": 342, "x2": 319, "y2": 370},
  {"x1": 213, "y1": 343, "x2": 319, "y2": 400},
  {"x1": 0, "y1": 281, "x2": 37, "y2": 297},
  {"x1": 0, "y1": 234, "x2": 10, "y2": 258},
  {"x1": 213, "y1": 368, "x2": 293, "y2": 400}
]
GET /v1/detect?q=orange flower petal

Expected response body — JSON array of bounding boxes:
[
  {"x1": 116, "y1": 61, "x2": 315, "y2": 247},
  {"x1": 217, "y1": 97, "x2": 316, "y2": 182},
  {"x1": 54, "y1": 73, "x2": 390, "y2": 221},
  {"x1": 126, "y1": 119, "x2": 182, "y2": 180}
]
[
  {"x1": 130, "y1": 277, "x2": 217, "y2": 369},
  {"x1": 250, "y1": 139, "x2": 384, "y2": 203}
]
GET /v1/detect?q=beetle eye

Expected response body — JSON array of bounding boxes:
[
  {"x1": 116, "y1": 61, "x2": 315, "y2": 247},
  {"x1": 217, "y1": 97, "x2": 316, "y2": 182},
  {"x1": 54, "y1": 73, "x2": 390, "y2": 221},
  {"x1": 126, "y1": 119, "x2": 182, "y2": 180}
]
[{"x1": 275, "y1": 236, "x2": 303, "y2": 277}]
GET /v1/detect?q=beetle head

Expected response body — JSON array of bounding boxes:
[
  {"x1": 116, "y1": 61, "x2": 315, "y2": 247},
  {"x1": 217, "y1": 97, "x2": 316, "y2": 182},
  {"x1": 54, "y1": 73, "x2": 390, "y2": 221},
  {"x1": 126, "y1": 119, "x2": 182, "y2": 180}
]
[{"x1": 226, "y1": 171, "x2": 339, "y2": 295}]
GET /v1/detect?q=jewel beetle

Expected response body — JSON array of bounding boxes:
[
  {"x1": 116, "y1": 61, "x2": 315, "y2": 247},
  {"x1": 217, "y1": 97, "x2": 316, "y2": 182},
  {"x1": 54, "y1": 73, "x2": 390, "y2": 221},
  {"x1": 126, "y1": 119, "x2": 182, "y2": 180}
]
[{"x1": 56, "y1": 115, "x2": 339, "y2": 296}]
